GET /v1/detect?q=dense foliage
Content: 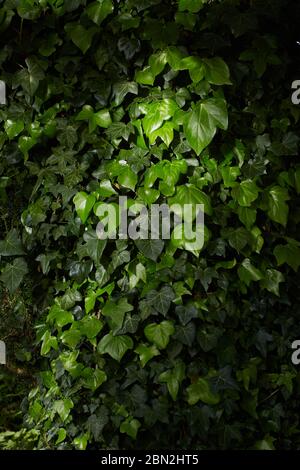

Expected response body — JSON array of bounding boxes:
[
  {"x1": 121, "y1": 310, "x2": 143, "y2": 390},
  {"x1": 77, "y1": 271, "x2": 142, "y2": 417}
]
[{"x1": 0, "y1": 0, "x2": 300, "y2": 450}]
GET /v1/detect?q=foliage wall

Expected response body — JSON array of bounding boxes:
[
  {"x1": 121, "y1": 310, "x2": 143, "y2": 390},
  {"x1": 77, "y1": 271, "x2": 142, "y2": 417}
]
[{"x1": 0, "y1": 0, "x2": 300, "y2": 450}]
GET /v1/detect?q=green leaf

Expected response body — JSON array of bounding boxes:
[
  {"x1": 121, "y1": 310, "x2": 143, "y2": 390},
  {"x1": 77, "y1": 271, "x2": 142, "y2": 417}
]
[
  {"x1": 254, "y1": 436, "x2": 276, "y2": 451},
  {"x1": 18, "y1": 135, "x2": 37, "y2": 156},
  {"x1": 73, "y1": 433, "x2": 89, "y2": 450},
  {"x1": 260, "y1": 269, "x2": 284, "y2": 296},
  {"x1": 166, "y1": 46, "x2": 186, "y2": 70},
  {"x1": 134, "y1": 343, "x2": 160, "y2": 367},
  {"x1": 135, "y1": 239, "x2": 164, "y2": 261},
  {"x1": 238, "y1": 207, "x2": 257, "y2": 229},
  {"x1": 86, "y1": 0, "x2": 114, "y2": 25},
  {"x1": 76, "y1": 106, "x2": 112, "y2": 131},
  {"x1": 98, "y1": 179, "x2": 117, "y2": 197},
  {"x1": 148, "y1": 122, "x2": 174, "y2": 147},
  {"x1": 142, "y1": 99, "x2": 178, "y2": 136},
  {"x1": 0, "y1": 229, "x2": 25, "y2": 256},
  {"x1": 4, "y1": 120, "x2": 24, "y2": 139},
  {"x1": 174, "y1": 12, "x2": 196, "y2": 31},
  {"x1": 232, "y1": 180, "x2": 259, "y2": 207},
  {"x1": 93, "y1": 109, "x2": 112, "y2": 129},
  {"x1": 238, "y1": 258, "x2": 263, "y2": 286},
  {"x1": 221, "y1": 166, "x2": 241, "y2": 188},
  {"x1": 178, "y1": 0, "x2": 205, "y2": 13},
  {"x1": 169, "y1": 183, "x2": 212, "y2": 216},
  {"x1": 179, "y1": 56, "x2": 205, "y2": 82},
  {"x1": 184, "y1": 98, "x2": 228, "y2": 155},
  {"x1": 274, "y1": 243, "x2": 300, "y2": 272},
  {"x1": 267, "y1": 186, "x2": 289, "y2": 226},
  {"x1": 36, "y1": 252, "x2": 58, "y2": 275},
  {"x1": 98, "y1": 332, "x2": 133, "y2": 361},
  {"x1": 159, "y1": 362, "x2": 185, "y2": 401},
  {"x1": 41, "y1": 331, "x2": 58, "y2": 356},
  {"x1": 82, "y1": 367, "x2": 107, "y2": 391},
  {"x1": 146, "y1": 286, "x2": 175, "y2": 316},
  {"x1": 102, "y1": 298, "x2": 133, "y2": 334},
  {"x1": 65, "y1": 23, "x2": 96, "y2": 53},
  {"x1": 53, "y1": 398, "x2": 73, "y2": 422},
  {"x1": 79, "y1": 316, "x2": 103, "y2": 339},
  {"x1": 17, "y1": 0, "x2": 40, "y2": 19},
  {"x1": 16, "y1": 57, "x2": 45, "y2": 96},
  {"x1": 186, "y1": 377, "x2": 220, "y2": 405},
  {"x1": 0, "y1": 258, "x2": 28, "y2": 294},
  {"x1": 203, "y1": 57, "x2": 231, "y2": 85},
  {"x1": 47, "y1": 305, "x2": 74, "y2": 328},
  {"x1": 144, "y1": 321, "x2": 175, "y2": 349},
  {"x1": 56, "y1": 429, "x2": 67, "y2": 445},
  {"x1": 120, "y1": 417, "x2": 141, "y2": 440},
  {"x1": 112, "y1": 81, "x2": 138, "y2": 107},
  {"x1": 118, "y1": 167, "x2": 137, "y2": 191},
  {"x1": 149, "y1": 51, "x2": 168, "y2": 77},
  {"x1": 60, "y1": 328, "x2": 81, "y2": 348},
  {"x1": 135, "y1": 66, "x2": 155, "y2": 85},
  {"x1": 222, "y1": 227, "x2": 250, "y2": 252},
  {"x1": 137, "y1": 187, "x2": 160, "y2": 205},
  {"x1": 73, "y1": 192, "x2": 96, "y2": 224}
]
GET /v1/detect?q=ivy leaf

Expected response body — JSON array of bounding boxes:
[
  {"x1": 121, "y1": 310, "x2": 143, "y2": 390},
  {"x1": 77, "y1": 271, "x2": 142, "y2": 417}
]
[
  {"x1": 179, "y1": 56, "x2": 205, "y2": 82},
  {"x1": 274, "y1": 243, "x2": 300, "y2": 272},
  {"x1": 186, "y1": 378, "x2": 220, "y2": 405},
  {"x1": 41, "y1": 331, "x2": 58, "y2": 356},
  {"x1": 135, "y1": 66, "x2": 155, "y2": 85},
  {"x1": 47, "y1": 305, "x2": 74, "y2": 328},
  {"x1": 0, "y1": 258, "x2": 28, "y2": 293},
  {"x1": 231, "y1": 180, "x2": 259, "y2": 207},
  {"x1": 267, "y1": 186, "x2": 289, "y2": 227},
  {"x1": 149, "y1": 51, "x2": 168, "y2": 77},
  {"x1": 4, "y1": 120, "x2": 24, "y2": 139},
  {"x1": 65, "y1": 23, "x2": 97, "y2": 53},
  {"x1": 79, "y1": 316, "x2": 103, "y2": 339},
  {"x1": 73, "y1": 192, "x2": 96, "y2": 223},
  {"x1": 222, "y1": 227, "x2": 250, "y2": 252},
  {"x1": 98, "y1": 332, "x2": 133, "y2": 361},
  {"x1": 16, "y1": 57, "x2": 45, "y2": 96},
  {"x1": 53, "y1": 399, "x2": 74, "y2": 423},
  {"x1": 142, "y1": 99, "x2": 178, "y2": 136},
  {"x1": 82, "y1": 368, "x2": 107, "y2": 391},
  {"x1": 93, "y1": 109, "x2": 112, "y2": 129},
  {"x1": 144, "y1": 321, "x2": 175, "y2": 349},
  {"x1": 86, "y1": 0, "x2": 114, "y2": 25},
  {"x1": 60, "y1": 328, "x2": 81, "y2": 349},
  {"x1": 148, "y1": 122, "x2": 174, "y2": 147},
  {"x1": 184, "y1": 98, "x2": 227, "y2": 155},
  {"x1": 238, "y1": 207, "x2": 257, "y2": 229},
  {"x1": 97, "y1": 180, "x2": 117, "y2": 197},
  {"x1": 102, "y1": 298, "x2": 133, "y2": 334},
  {"x1": 118, "y1": 167, "x2": 137, "y2": 191},
  {"x1": 238, "y1": 258, "x2": 263, "y2": 286},
  {"x1": 145, "y1": 286, "x2": 175, "y2": 316},
  {"x1": 112, "y1": 81, "x2": 138, "y2": 107},
  {"x1": 56, "y1": 429, "x2": 67, "y2": 445},
  {"x1": 260, "y1": 269, "x2": 284, "y2": 296},
  {"x1": 120, "y1": 417, "x2": 141, "y2": 440},
  {"x1": 0, "y1": 229, "x2": 25, "y2": 256},
  {"x1": 178, "y1": 0, "x2": 205, "y2": 13},
  {"x1": 203, "y1": 57, "x2": 231, "y2": 85},
  {"x1": 134, "y1": 343, "x2": 160, "y2": 367},
  {"x1": 137, "y1": 187, "x2": 160, "y2": 205},
  {"x1": 135, "y1": 239, "x2": 164, "y2": 261},
  {"x1": 159, "y1": 362, "x2": 185, "y2": 401},
  {"x1": 169, "y1": 184, "x2": 212, "y2": 216}
]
